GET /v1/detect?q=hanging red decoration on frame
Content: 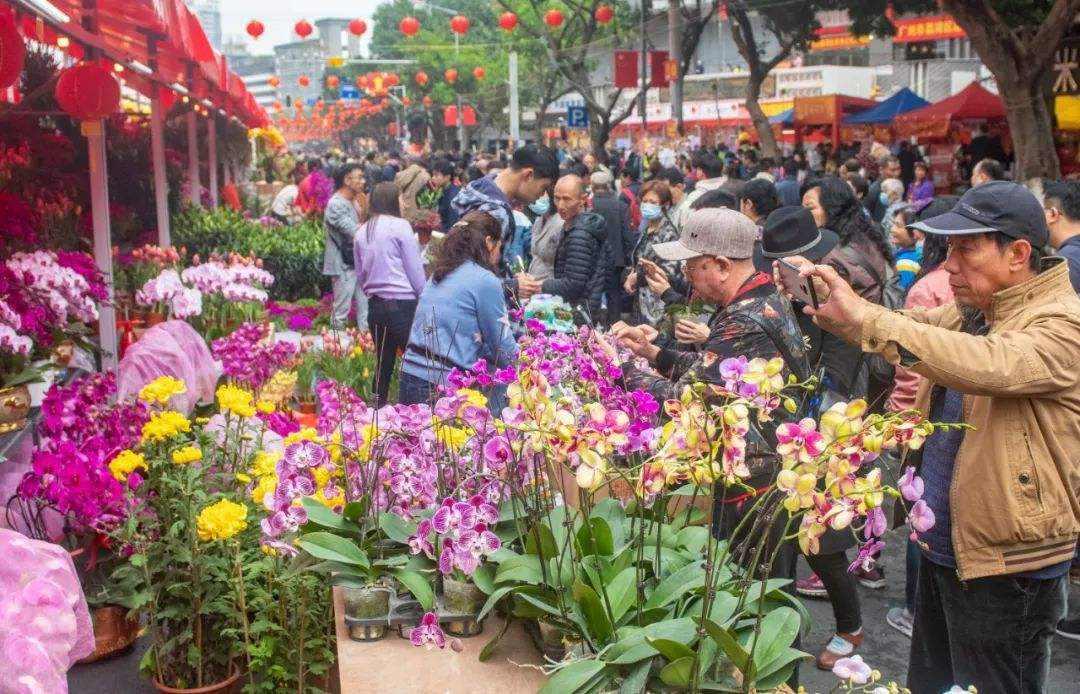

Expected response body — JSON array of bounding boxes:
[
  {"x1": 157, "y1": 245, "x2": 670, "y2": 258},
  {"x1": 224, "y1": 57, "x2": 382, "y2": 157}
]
[
  {"x1": 400, "y1": 16, "x2": 421, "y2": 37},
  {"x1": 499, "y1": 12, "x2": 518, "y2": 32},
  {"x1": 245, "y1": 20, "x2": 264, "y2": 39},
  {"x1": 348, "y1": 19, "x2": 367, "y2": 37},
  {"x1": 423, "y1": 95, "x2": 433, "y2": 107},
  {"x1": 595, "y1": 5, "x2": 614, "y2": 24},
  {"x1": 326, "y1": 75, "x2": 340, "y2": 89},
  {"x1": 385, "y1": 72, "x2": 399, "y2": 87},
  {"x1": 473, "y1": 66, "x2": 485, "y2": 80},
  {"x1": 444, "y1": 68, "x2": 458, "y2": 84},
  {"x1": 414, "y1": 71, "x2": 429, "y2": 86},
  {"x1": 298, "y1": 75, "x2": 310, "y2": 87},
  {"x1": 450, "y1": 15, "x2": 470, "y2": 35},
  {"x1": 268, "y1": 75, "x2": 280, "y2": 88},
  {"x1": 544, "y1": 9, "x2": 564, "y2": 27},
  {"x1": 294, "y1": 20, "x2": 313, "y2": 38},
  {"x1": 0, "y1": 13, "x2": 25, "y2": 90},
  {"x1": 55, "y1": 62, "x2": 120, "y2": 120}
]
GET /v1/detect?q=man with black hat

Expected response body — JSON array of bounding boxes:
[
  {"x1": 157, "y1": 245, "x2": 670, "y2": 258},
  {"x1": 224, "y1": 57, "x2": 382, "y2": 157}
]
[{"x1": 777, "y1": 180, "x2": 1080, "y2": 694}]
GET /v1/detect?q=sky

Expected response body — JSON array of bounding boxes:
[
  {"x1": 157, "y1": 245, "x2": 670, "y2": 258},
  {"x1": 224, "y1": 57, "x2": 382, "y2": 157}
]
[{"x1": 216, "y1": 0, "x2": 387, "y2": 54}]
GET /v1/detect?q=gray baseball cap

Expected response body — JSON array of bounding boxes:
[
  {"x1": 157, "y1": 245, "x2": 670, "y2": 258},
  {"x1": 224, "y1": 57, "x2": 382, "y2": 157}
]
[{"x1": 653, "y1": 208, "x2": 759, "y2": 261}]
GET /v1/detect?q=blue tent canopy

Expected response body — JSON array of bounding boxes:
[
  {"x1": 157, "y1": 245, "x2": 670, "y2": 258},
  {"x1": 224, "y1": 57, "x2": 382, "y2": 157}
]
[
  {"x1": 769, "y1": 108, "x2": 793, "y2": 125},
  {"x1": 843, "y1": 88, "x2": 930, "y2": 125}
]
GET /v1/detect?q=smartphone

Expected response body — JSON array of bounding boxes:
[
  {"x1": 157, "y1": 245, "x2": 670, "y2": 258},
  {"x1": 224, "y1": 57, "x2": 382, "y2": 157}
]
[{"x1": 776, "y1": 259, "x2": 819, "y2": 309}]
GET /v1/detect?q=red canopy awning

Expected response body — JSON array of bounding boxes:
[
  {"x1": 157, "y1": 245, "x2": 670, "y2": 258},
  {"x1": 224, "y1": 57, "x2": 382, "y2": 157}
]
[{"x1": 894, "y1": 82, "x2": 1004, "y2": 138}]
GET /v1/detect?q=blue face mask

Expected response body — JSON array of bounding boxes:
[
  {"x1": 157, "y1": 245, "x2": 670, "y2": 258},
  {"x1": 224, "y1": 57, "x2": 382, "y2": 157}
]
[
  {"x1": 879, "y1": 191, "x2": 890, "y2": 206},
  {"x1": 530, "y1": 197, "x2": 550, "y2": 215},
  {"x1": 641, "y1": 202, "x2": 663, "y2": 221}
]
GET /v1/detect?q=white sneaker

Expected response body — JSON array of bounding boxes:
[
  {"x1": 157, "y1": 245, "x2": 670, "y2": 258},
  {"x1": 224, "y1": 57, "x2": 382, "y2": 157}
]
[{"x1": 886, "y1": 606, "x2": 913, "y2": 638}]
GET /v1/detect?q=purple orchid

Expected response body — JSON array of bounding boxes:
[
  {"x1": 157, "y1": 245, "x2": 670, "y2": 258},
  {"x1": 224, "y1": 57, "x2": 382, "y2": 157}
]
[
  {"x1": 908, "y1": 500, "x2": 936, "y2": 533},
  {"x1": 899, "y1": 466, "x2": 925, "y2": 501},
  {"x1": 410, "y1": 612, "x2": 447, "y2": 649}
]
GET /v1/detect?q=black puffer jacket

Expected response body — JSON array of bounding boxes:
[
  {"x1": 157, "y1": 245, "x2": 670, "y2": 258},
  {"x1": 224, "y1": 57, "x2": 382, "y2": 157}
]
[{"x1": 542, "y1": 211, "x2": 609, "y2": 319}]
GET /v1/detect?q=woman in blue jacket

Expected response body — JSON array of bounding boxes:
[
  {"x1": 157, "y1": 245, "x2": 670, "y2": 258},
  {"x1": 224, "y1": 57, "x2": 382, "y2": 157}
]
[{"x1": 399, "y1": 212, "x2": 518, "y2": 406}]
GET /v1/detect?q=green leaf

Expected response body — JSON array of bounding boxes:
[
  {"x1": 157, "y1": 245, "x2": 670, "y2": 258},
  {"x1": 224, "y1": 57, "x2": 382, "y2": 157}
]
[
  {"x1": 472, "y1": 564, "x2": 495, "y2": 595},
  {"x1": 644, "y1": 561, "x2": 706, "y2": 610},
  {"x1": 524, "y1": 522, "x2": 559, "y2": 559},
  {"x1": 604, "y1": 618, "x2": 697, "y2": 664},
  {"x1": 300, "y1": 497, "x2": 349, "y2": 532},
  {"x1": 617, "y1": 659, "x2": 651, "y2": 694},
  {"x1": 699, "y1": 617, "x2": 749, "y2": 674},
  {"x1": 675, "y1": 526, "x2": 709, "y2": 554},
  {"x1": 606, "y1": 567, "x2": 637, "y2": 623},
  {"x1": 659, "y1": 656, "x2": 695, "y2": 687},
  {"x1": 576, "y1": 516, "x2": 614, "y2": 557},
  {"x1": 591, "y1": 498, "x2": 627, "y2": 549},
  {"x1": 479, "y1": 615, "x2": 512, "y2": 662},
  {"x1": 753, "y1": 647, "x2": 811, "y2": 682},
  {"x1": 297, "y1": 532, "x2": 370, "y2": 569},
  {"x1": 379, "y1": 512, "x2": 417, "y2": 544},
  {"x1": 646, "y1": 637, "x2": 696, "y2": 663},
  {"x1": 494, "y1": 554, "x2": 543, "y2": 585},
  {"x1": 477, "y1": 585, "x2": 519, "y2": 621},
  {"x1": 539, "y1": 659, "x2": 607, "y2": 694},
  {"x1": 342, "y1": 500, "x2": 367, "y2": 522},
  {"x1": 392, "y1": 569, "x2": 434, "y2": 611},
  {"x1": 750, "y1": 606, "x2": 801, "y2": 672},
  {"x1": 572, "y1": 580, "x2": 614, "y2": 644}
]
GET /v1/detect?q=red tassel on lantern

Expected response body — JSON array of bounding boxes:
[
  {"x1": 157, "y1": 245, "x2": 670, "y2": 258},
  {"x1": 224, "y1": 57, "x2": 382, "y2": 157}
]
[
  {"x1": 0, "y1": 13, "x2": 25, "y2": 90},
  {"x1": 55, "y1": 62, "x2": 120, "y2": 120}
]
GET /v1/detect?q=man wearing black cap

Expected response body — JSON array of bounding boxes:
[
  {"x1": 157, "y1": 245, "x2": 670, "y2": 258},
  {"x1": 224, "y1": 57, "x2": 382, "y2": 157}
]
[{"x1": 778, "y1": 180, "x2": 1080, "y2": 694}]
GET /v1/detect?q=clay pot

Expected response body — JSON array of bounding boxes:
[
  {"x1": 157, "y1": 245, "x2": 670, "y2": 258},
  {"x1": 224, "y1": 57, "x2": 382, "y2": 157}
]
[
  {"x1": 0, "y1": 384, "x2": 30, "y2": 434},
  {"x1": 78, "y1": 605, "x2": 140, "y2": 663},
  {"x1": 153, "y1": 667, "x2": 241, "y2": 694}
]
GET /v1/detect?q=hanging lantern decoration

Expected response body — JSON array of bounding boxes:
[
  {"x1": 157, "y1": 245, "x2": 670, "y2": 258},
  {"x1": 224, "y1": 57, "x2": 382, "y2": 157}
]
[
  {"x1": 498, "y1": 12, "x2": 518, "y2": 32},
  {"x1": 298, "y1": 75, "x2": 310, "y2": 87},
  {"x1": 245, "y1": 20, "x2": 265, "y2": 40},
  {"x1": 273, "y1": 101, "x2": 283, "y2": 112},
  {"x1": 414, "y1": 70, "x2": 428, "y2": 87},
  {"x1": 385, "y1": 72, "x2": 399, "y2": 87},
  {"x1": 0, "y1": 13, "x2": 26, "y2": 90},
  {"x1": 402, "y1": 96, "x2": 411, "y2": 106},
  {"x1": 268, "y1": 75, "x2": 280, "y2": 88},
  {"x1": 294, "y1": 20, "x2": 313, "y2": 38},
  {"x1": 54, "y1": 62, "x2": 121, "y2": 120},
  {"x1": 544, "y1": 9, "x2": 564, "y2": 28},
  {"x1": 444, "y1": 68, "x2": 458, "y2": 84},
  {"x1": 348, "y1": 19, "x2": 368, "y2": 37},
  {"x1": 399, "y1": 16, "x2": 421, "y2": 37},
  {"x1": 450, "y1": 15, "x2": 470, "y2": 35},
  {"x1": 594, "y1": 5, "x2": 614, "y2": 24},
  {"x1": 326, "y1": 75, "x2": 340, "y2": 89},
  {"x1": 357, "y1": 74, "x2": 369, "y2": 89},
  {"x1": 422, "y1": 95, "x2": 433, "y2": 107},
  {"x1": 473, "y1": 66, "x2": 485, "y2": 80}
]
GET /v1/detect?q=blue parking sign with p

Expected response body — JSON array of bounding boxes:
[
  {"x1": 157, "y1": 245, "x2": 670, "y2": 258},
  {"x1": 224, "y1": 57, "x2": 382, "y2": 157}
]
[{"x1": 567, "y1": 105, "x2": 588, "y2": 129}]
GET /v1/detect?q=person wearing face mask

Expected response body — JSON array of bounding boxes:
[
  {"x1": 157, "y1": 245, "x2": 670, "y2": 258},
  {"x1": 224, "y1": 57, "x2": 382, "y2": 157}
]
[
  {"x1": 624, "y1": 180, "x2": 680, "y2": 325},
  {"x1": 526, "y1": 193, "x2": 564, "y2": 282}
]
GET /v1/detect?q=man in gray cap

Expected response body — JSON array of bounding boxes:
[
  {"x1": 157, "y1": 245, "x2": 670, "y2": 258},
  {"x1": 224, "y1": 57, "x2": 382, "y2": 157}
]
[{"x1": 590, "y1": 169, "x2": 635, "y2": 325}]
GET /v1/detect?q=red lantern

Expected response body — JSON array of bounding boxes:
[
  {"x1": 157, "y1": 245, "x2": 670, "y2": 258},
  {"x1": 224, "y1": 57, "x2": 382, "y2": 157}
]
[
  {"x1": 273, "y1": 101, "x2": 283, "y2": 112},
  {"x1": 544, "y1": 9, "x2": 564, "y2": 27},
  {"x1": 348, "y1": 19, "x2": 367, "y2": 37},
  {"x1": 357, "y1": 74, "x2": 369, "y2": 89},
  {"x1": 400, "y1": 16, "x2": 420, "y2": 37},
  {"x1": 268, "y1": 75, "x2": 280, "y2": 88},
  {"x1": 294, "y1": 20, "x2": 313, "y2": 38},
  {"x1": 55, "y1": 62, "x2": 121, "y2": 120},
  {"x1": 298, "y1": 75, "x2": 310, "y2": 87},
  {"x1": 473, "y1": 66, "x2": 485, "y2": 80},
  {"x1": 0, "y1": 14, "x2": 26, "y2": 90},
  {"x1": 450, "y1": 15, "x2": 470, "y2": 35},
  {"x1": 385, "y1": 72, "x2": 399, "y2": 87},
  {"x1": 499, "y1": 12, "x2": 518, "y2": 32},
  {"x1": 245, "y1": 20, "x2": 265, "y2": 40},
  {"x1": 402, "y1": 97, "x2": 412, "y2": 106},
  {"x1": 595, "y1": 5, "x2": 614, "y2": 24},
  {"x1": 422, "y1": 95, "x2": 433, "y2": 107},
  {"x1": 414, "y1": 71, "x2": 429, "y2": 87},
  {"x1": 327, "y1": 75, "x2": 340, "y2": 89},
  {"x1": 444, "y1": 68, "x2": 458, "y2": 84}
]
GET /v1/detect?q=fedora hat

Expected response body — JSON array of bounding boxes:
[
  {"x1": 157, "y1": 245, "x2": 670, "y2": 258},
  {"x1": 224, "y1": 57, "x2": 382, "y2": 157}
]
[{"x1": 753, "y1": 206, "x2": 839, "y2": 273}]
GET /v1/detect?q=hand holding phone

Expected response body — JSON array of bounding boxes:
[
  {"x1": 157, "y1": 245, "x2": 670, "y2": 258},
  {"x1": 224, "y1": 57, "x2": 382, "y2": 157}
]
[{"x1": 776, "y1": 259, "x2": 819, "y2": 309}]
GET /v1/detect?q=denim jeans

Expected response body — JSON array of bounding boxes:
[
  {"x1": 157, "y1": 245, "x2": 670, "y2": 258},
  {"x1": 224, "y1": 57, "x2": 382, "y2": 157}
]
[
  {"x1": 398, "y1": 371, "x2": 436, "y2": 406},
  {"x1": 367, "y1": 297, "x2": 417, "y2": 407},
  {"x1": 908, "y1": 554, "x2": 1067, "y2": 694}
]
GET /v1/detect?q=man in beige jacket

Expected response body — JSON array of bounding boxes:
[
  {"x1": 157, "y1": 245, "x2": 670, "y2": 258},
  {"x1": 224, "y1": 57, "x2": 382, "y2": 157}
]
[{"x1": 781, "y1": 181, "x2": 1080, "y2": 694}]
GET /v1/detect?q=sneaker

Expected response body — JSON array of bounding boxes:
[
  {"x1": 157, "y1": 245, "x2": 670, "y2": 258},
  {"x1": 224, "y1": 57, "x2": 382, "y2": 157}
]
[
  {"x1": 886, "y1": 606, "x2": 914, "y2": 638},
  {"x1": 1056, "y1": 617, "x2": 1080, "y2": 641},
  {"x1": 854, "y1": 566, "x2": 886, "y2": 589},
  {"x1": 815, "y1": 630, "x2": 864, "y2": 671},
  {"x1": 796, "y1": 572, "x2": 828, "y2": 598}
]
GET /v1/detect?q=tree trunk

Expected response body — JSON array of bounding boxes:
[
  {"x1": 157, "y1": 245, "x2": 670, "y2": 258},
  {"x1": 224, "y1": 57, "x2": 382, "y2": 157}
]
[
  {"x1": 668, "y1": 0, "x2": 683, "y2": 135},
  {"x1": 591, "y1": 115, "x2": 612, "y2": 156},
  {"x1": 745, "y1": 75, "x2": 779, "y2": 159},
  {"x1": 535, "y1": 95, "x2": 553, "y2": 144},
  {"x1": 1000, "y1": 76, "x2": 1060, "y2": 183}
]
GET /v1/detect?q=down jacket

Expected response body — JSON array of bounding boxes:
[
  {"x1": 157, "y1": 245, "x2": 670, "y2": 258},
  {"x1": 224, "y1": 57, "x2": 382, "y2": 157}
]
[{"x1": 541, "y1": 211, "x2": 609, "y2": 320}]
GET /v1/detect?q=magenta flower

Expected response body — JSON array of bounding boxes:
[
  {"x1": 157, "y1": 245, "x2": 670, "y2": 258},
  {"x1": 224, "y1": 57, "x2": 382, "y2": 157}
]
[
  {"x1": 863, "y1": 507, "x2": 887, "y2": 540},
  {"x1": 283, "y1": 440, "x2": 329, "y2": 470},
  {"x1": 481, "y1": 436, "x2": 513, "y2": 469},
  {"x1": 908, "y1": 499, "x2": 936, "y2": 533},
  {"x1": 848, "y1": 539, "x2": 885, "y2": 574},
  {"x1": 409, "y1": 519, "x2": 435, "y2": 558},
  {"x1": 899, "y1": 466, "x2": 925, "y2": 501},
  {"x1": 410, "y1": 612, "x2": 447, "y2": 649},
  {"x1": 775, "y1": 417, "x2": 825, "y2": 465},
  {"x1": 431, "y1": 499, "x2": 476, "y2": 535}
]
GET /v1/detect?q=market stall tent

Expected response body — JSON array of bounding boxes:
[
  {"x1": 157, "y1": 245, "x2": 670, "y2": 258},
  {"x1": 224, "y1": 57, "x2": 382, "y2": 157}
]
[
  {"x1": 894, "y1": 82, "x2": 1004, "y2": 138},
  {"x1": 843, "y1": 88, "x2": 929, "y2": 124}
]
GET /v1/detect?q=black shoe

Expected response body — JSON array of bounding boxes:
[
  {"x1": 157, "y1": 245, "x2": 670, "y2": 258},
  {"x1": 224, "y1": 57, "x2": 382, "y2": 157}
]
[{"x1": 1056, "y1": 617, "x2": 1080, "y2": 641}]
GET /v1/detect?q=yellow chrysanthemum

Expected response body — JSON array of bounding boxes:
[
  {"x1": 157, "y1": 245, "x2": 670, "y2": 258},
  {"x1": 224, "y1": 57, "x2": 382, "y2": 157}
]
[
  {"x1": 256, "y1": 400, "x2": 276, "y2": 414},
  {"x1": 171, "y1": 444, "x2": 203, "y2": 465},
  {"x1": 109, "y1": 450, "x2": 147, "y2": 481},
  {"x1": 250, "y1": 474, "x2": 278, "y2": 505},
  {"x1": 196, "y1": 499, "x2": 248, "y2": 541},
  {"x1": 138, "y1": 376, "x2": 187, "y2": 406},
  {"x1": 141, "y1": 410, "x2": 192, "y2": 443},
  {"x1": 236, "y1": 472, "x2": 252, "y2": 484},
  {"x1": 258, "y1": 370, "x2": 297, "y2": 406},
  {"x1": 216, "y1": 384, "x2": 256, "y2": 418},
  {"x1": 283, "y1": 427, "x2": 321, "y2": 446},
  {"x1": 251, "y1": 451, "x2": 281, "y2": 479}
]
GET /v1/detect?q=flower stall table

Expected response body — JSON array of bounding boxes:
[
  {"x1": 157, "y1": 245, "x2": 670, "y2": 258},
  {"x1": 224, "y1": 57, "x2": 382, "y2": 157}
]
[{"x1": 333, "y1": 587, "x2": 548, "y2": 693}]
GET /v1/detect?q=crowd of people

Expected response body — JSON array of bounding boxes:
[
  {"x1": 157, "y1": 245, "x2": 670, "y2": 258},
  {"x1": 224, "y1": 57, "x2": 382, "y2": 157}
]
[{"x1": 266, "y1": 136, "x2": 1078, "y2": 693}]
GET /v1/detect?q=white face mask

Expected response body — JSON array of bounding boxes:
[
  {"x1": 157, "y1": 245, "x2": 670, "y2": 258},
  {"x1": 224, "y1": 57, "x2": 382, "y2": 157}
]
[
  {"x1": 641, "y1": 202, "x2": 663, "y2": 220},
  {"x1": 529, "y1": 197, "x2": 551, "y2": 215}
]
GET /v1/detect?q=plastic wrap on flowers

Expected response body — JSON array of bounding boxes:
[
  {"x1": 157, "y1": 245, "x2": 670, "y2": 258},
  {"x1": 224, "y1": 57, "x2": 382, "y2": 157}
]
[
  {"x1": 0, "y1": 529, "x2": 94, "y2": 693},
  {"x1": 117, "y1": 320, "x2": 219, "y2": 413}
]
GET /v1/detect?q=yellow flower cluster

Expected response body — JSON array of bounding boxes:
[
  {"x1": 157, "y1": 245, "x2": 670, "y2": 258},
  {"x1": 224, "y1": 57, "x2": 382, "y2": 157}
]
[
  {"x1": 141, "y1": 411, "x2": 192, "y2": 443},
  {"x1": 217, "y1": 384, "x2": 256, "y2": 418},
  {"x1": 171, "y1": 445, "x2": 203, "y2": 465},
  {"x1": 109, "y1": 450, "x2": 147, "y2": 481},
  {"x1": 283, "y1": 427, "x2": 322, "y2": 446},
  {"x1": 196, "y1": 499, "x2": 249, "y2": 541},
  {"x1": 138, "y1": 376, "x2": 187, "y2": 406},
  {"x1": 257, "y1": 370, "x2": 297, "y2": 407},
  {"x1": 248, "y1": 451, "x2": 281, "y2": 506}
]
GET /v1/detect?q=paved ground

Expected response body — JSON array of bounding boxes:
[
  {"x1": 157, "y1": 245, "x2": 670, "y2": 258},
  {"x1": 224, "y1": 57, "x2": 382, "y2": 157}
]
[{"x1": 69, "y1": 528, "x2": 1080, "y2": 693}]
